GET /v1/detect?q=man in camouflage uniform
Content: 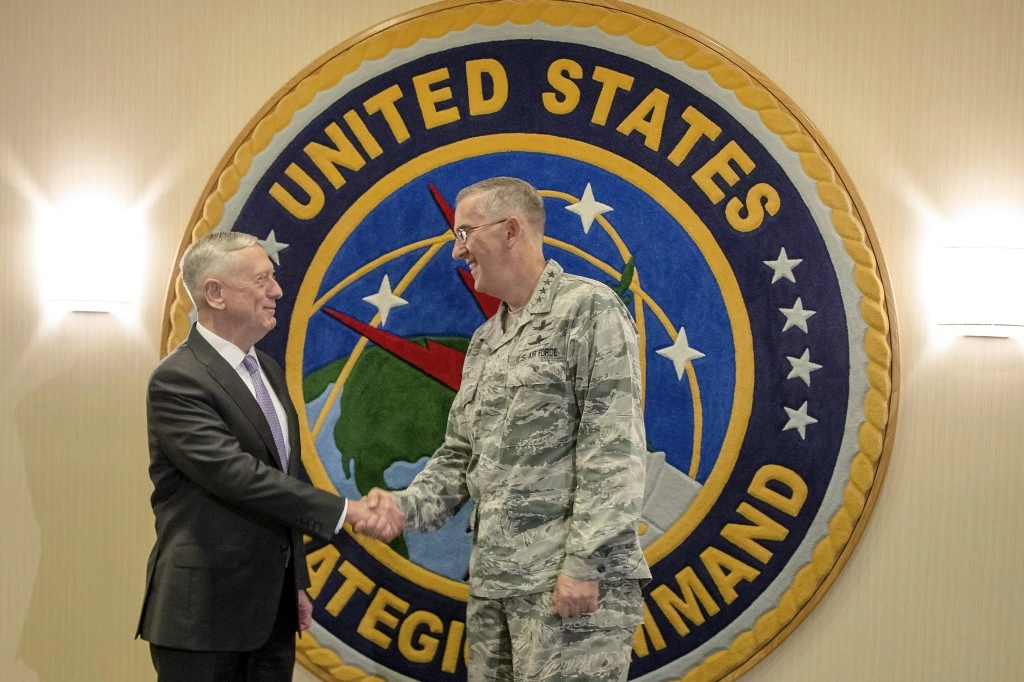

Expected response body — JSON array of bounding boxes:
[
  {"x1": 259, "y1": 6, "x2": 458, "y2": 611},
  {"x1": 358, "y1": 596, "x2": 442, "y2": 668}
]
[{"x1": 369, "y1": 177, "x2": 650, "y2": 681}]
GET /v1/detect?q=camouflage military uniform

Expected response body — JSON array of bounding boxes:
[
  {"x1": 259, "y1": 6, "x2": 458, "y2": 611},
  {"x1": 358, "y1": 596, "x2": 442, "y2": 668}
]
[
  {"x1": 395, "y1": 260, "x2": 650, "y2": 680},
  {"x1": 466, "y1": 578, "x2": 642, "y2": 681}
]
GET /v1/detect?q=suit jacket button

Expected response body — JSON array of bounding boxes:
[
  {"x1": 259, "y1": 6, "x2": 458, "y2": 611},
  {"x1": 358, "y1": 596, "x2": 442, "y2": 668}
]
[
  {"x1": 280, "y1": 544, "x2": 289, "y2": 553},
  {"x1": 313, "y1": 522, "x2": 321, "y2": 532}
]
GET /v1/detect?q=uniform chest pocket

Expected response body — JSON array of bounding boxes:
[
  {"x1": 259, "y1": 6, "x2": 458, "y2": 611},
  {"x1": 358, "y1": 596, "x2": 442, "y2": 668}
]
[
  {"x1": 503, "y1": 356, "x2": 575, "y2": 429},
  {"x1": 505, "y1": 355, "x2": 569, "y2": 387}
]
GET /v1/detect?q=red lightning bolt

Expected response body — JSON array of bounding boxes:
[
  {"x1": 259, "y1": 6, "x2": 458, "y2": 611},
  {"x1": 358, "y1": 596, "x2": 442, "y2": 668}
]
[
  {"x1": 429, "y1": 181, "x2": 455, "y2": 226},
  {"x1": 319, "y1": 184, "x2": 501, "y2": 392},
  {"x1": 429, "y1": 181, "x2": 502, "y2": 320},
  {"x1": 322, "y1": 307, "x2": 465, "y2": 391}
]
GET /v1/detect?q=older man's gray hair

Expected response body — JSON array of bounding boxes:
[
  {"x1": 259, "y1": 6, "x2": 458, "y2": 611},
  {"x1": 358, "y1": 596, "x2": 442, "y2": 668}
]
[{"x1": 180, "y1": 232, "x2": 258, "y2": 307}]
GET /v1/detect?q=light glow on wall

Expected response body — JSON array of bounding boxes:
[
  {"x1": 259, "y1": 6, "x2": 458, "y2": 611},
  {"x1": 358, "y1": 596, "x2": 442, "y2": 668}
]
[
  {"x1": 932, "y1": 206, "x2": 1024, "y2": 338},
  {"x1": 34, "y1": 190, "x2": 147, "y2": 314}
]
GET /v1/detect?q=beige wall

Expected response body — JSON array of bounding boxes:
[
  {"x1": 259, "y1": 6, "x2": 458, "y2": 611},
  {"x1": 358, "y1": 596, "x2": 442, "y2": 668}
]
[{"x1": 2, "y1": 1, "x2": 1022, "y2": 680}]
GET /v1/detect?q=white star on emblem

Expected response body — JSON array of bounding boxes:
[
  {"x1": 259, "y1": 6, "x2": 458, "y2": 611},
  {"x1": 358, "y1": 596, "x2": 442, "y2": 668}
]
[
  {"x1": 565, "y1": 183, "x2": 613, "y2": 234},
  {"x1": 362, "y1": 274, "x2": 408, "y2": 326},
  {"x1": 657, "y1": 327, "x2": 705, "y2": 380},
  {"x1": 258, "y1": 230, "x2": 289, "y2": 266},
  {"x1": 786, "y1": 349, "x2": 823, "y2": 386},
  {"x1": 763, "y1": 247, "x2": 802, "y2": 284},
  {"x1": 783, "y1": 401, "x2": 818, "y2": 440},
  {"x1": 779, "y1": 298, "x2": 816, "y2": 333}
]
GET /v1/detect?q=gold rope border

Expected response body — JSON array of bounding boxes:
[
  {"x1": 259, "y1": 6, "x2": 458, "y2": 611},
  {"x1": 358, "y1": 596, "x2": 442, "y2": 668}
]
[
  {"x1": 295, "y1": 644, "x2": 386, "y2": 682},
  {"x1": 162, "y1": 1, "x2": 900, "y2": 680}
]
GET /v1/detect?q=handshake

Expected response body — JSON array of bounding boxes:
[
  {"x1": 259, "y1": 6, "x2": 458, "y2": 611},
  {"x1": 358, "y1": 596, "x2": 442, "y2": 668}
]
[{"x1": 345, "y1": 488, "x2": 407, "y2": 542}]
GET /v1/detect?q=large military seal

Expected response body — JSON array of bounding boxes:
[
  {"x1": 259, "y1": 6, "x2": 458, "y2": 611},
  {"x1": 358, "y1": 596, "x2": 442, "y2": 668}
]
[{"x1": 163, "y1": 1, "x2": 898, "y2": 679}]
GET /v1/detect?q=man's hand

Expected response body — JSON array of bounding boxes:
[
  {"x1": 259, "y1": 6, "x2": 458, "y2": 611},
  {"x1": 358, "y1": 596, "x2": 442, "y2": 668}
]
[
  {"x1": 552, "y1": 572, "x2": 599, "y2": 618},
  {"x1": 347, "y1": 490, "x2": 405, "y2": 542},
  {"x1": 298, "y1": 590, "x2": 313, "y2": 631},
  {"x1": 364, "y1": 487, "x2": 406, "y2": 537}
]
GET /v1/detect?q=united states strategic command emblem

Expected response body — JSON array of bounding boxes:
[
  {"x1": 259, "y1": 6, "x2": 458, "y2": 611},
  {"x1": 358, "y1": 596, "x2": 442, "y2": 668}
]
[{"x1": 163, "y1": 1, "x2": 899, "y2": 679}]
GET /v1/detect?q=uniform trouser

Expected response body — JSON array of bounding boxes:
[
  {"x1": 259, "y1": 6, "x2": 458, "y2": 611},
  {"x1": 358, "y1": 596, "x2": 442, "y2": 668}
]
[{"x1": 466, "y1": 579, "x2": 643, "y2": 682}]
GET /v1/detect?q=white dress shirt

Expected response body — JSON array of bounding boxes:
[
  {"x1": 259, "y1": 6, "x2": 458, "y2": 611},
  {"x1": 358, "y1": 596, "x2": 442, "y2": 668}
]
[{"x1": 196, "y1": 322, "x2": 291, "y2": 458}]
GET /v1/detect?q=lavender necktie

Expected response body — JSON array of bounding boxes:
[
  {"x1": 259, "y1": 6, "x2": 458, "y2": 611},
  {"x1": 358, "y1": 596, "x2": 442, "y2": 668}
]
[{"x1": 241, "y1": 355, "x2": 289, "y2": 471}]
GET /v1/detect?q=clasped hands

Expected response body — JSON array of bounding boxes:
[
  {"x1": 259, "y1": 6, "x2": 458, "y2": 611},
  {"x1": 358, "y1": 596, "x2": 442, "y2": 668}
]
[{"x1": 346, "y1": 487, "x2": 406, "y2": 542}]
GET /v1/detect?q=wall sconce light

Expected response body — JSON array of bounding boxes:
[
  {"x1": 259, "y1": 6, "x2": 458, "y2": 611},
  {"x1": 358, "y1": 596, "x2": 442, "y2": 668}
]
[
  {"x1": 935, "y1": 207, "x2": 1024, "y2": 338},
  {"x1": 34, "y1": 190, "x2": 147, "y2": 314}
]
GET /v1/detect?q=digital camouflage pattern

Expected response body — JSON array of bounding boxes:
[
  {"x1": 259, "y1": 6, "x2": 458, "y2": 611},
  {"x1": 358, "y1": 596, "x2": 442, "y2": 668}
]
[
  {"x1": 466, "y1": 579, "x2": 642, "y2": 681},
  {"x1": 395, "y1": 260, "x2": 651, "y2": 598}
]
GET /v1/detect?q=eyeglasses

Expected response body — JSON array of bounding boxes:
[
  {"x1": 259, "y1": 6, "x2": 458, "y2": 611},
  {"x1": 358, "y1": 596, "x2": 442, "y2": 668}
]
[{"x1": 454, "y1": 217, "x2": 509, "y2": 243}]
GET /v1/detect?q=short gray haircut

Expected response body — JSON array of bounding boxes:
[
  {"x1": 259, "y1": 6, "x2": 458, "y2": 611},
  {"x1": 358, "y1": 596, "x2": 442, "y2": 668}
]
[
  {"x1": 180, "y1": 231, "x2": 258, "y2": 307},
  {"x1": 455, "y1": 177, "x2": 545, "y2": 234}
]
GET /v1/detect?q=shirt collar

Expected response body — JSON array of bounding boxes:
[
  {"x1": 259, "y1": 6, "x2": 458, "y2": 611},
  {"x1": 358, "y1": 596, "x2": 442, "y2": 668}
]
[{"x1": 196, "y1": 322, "x2": 253, "y2": 370}]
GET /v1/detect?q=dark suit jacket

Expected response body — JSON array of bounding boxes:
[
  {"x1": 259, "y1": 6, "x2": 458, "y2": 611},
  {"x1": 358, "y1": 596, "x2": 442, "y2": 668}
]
[{"x1": 136, "y1": 325, "x2": 345, "y2": 651}]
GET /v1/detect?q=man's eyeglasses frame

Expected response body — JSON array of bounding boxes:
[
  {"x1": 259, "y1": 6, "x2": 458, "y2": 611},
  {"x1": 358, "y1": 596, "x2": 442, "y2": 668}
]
[{"x1": 454, "y1": 217, "x2": 509, "y2": 243}]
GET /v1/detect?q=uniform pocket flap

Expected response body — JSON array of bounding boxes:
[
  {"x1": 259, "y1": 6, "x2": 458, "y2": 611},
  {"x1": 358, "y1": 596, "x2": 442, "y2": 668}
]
[{"x1": 505, "y1": 356, "x2": 568, "y2": 387}]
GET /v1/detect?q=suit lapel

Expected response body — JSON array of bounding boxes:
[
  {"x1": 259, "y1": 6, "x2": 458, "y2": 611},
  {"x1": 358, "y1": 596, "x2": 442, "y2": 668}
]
[{"x1": 186, "y1": 326, "x2": 284, "y2": 470}]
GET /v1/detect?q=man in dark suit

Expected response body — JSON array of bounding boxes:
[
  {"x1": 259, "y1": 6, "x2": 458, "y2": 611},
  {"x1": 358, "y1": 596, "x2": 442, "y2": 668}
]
[{"x1": 137, "y1": 232, "x2": 399, "y2": 681}]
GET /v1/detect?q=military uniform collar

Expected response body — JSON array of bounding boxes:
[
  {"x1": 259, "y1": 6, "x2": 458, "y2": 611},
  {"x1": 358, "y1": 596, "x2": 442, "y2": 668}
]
[
  {"x1": 499, "y1": 259, "x2": 562, "y2": 324},
  {"x1": 479, "y1": 260, "x2": 563, "y2": 349},
  {"x1": 520, "y1": 260, "x2": 562, "y2": 315}
]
